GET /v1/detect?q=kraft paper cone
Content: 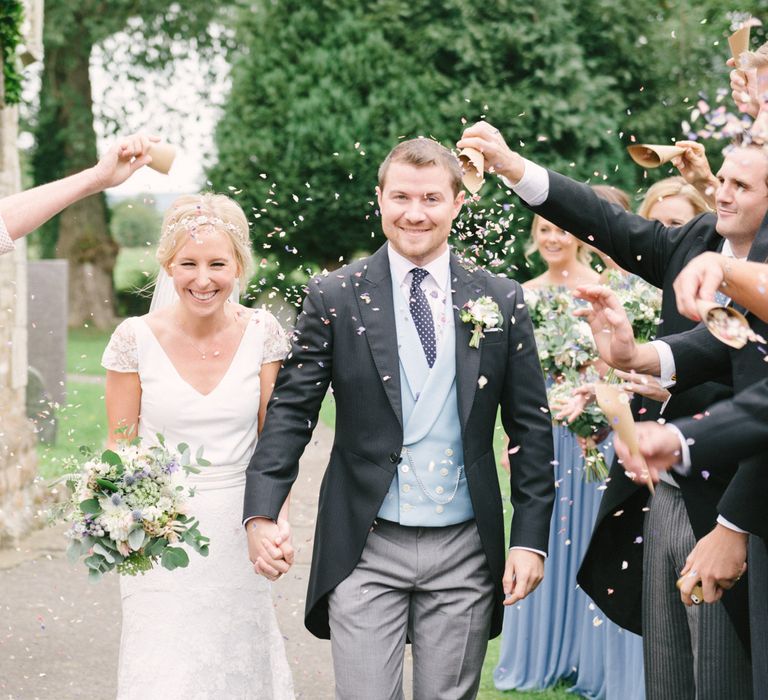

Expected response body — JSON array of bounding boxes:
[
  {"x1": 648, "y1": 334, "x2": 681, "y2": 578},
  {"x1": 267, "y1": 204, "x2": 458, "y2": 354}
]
[
  {"x1": 627, "y1": 144, "x2": 685, "y2": 169},
  {"x1": 675, "y1": 576, "x2": 704, "y2": 605},
  {"x1": 147, "y1": 142, "x2": 176, "y2": 174},
  {"x1": 595, "y1": 383, "x2": 654, "y2": 494},
  {"x1": 728, "y1": 26, "x2": 751, "y2": 68},
  {"x1": 696, "y1": 299, "x2": 751, "y2": 349},
  {"x1": 458, "y1": 147, "x2": 484, "y2": 194}
]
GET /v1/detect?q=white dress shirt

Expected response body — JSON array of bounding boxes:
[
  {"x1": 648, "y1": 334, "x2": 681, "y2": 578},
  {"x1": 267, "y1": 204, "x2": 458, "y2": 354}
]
[{"x1": 387, "y1": 243, "x2": 452, "y2": 348}]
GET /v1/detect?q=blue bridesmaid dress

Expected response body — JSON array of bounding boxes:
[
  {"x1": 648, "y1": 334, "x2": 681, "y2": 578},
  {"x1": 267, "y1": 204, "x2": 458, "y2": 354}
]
[{"x1": 493, "y1": 427, "x2": 645, "y2": 700}]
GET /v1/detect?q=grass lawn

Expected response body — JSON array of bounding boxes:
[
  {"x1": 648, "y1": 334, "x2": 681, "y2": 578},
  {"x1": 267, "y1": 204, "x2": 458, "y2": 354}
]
[
  {"x1": 36, "y1": 326, "x2": 114, "y2": 479},
  {"x1": 319, "y1": 396, "x2": 575, "y2": 699},
  {"x1": 114, "y1": 245, "x2": 159, "y2": 292}
]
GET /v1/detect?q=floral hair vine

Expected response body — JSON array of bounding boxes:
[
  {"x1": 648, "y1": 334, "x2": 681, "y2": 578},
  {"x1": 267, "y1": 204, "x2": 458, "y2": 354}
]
[{"x1": 164, "y1": 215, "x2": 249, "y2": 246}]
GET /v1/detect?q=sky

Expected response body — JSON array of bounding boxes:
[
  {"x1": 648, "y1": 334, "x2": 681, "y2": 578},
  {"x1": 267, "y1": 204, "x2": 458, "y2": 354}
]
[{"x1": 20, "y1": 31, "x2": 230, "y2": 203}]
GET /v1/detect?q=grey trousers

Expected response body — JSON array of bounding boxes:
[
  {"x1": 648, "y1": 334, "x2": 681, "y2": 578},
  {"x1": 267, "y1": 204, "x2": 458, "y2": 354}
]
[
  {"x1": 642, "y1": 481, "x2": 753, "y2": 700},
  {"x1": 749, "y1": 536, "x2": 768, "y2": 700},
  {"x1": 327, "y1": 518, "x2": 494, "y2": 700}
]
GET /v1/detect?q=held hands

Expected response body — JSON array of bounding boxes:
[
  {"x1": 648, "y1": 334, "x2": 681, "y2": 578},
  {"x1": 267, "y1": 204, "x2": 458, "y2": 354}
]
[
  {"x1": 503, "y1": 549, "x2": 544, "y2": 606},
  {"x1": 678, "y1": 525, "x2": 748, "y2": 606},
  {"x1": 90, "y1": 133, "x2": 159, "y2": 191},
  {"x1": 613, "y1": 422, "x2": 681, "y2": 484},
  {"x1": 673, "y1": 251, "x2": 728, "y2": 322},
  {"x1": 246, "y1": 516, "x2": 295, "y2": 581},
  {"x1": 456, "y1": 121, "x2": 525, "y2": 183}
]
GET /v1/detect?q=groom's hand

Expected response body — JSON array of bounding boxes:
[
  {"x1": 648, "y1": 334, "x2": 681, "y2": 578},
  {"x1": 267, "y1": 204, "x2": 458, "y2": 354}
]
[
  {"x1": 502, "y1": 549, "x2": 545, "y2": 605},
  {"x1": 246, "y1": 517, "x2": 294, "y2": 581}
]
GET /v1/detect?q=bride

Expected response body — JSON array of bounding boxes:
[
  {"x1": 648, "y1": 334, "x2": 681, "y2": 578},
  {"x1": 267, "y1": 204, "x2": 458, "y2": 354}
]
[{"x1": 101, "y1": 193, "x2": 295, "y2": 699}]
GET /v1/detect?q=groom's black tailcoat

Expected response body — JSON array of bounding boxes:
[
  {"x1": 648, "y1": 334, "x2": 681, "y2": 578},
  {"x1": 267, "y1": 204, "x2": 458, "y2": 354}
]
[
  {"x1": 526, "y1": 170, "x2": 755, "y2": 648},
  {"x1": 244, "y1": 244, "x2": 555, "y2": 639}
]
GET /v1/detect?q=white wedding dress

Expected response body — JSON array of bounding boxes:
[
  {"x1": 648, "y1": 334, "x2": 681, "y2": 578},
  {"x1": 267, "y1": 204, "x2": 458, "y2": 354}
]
[{"x1": 102, "y1": 310, "x2": 295, "y2": 700}]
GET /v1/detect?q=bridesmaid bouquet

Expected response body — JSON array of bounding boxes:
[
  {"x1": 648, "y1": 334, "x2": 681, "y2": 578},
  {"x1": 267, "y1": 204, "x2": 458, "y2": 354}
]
[
  {"x1": 548, "y1": 377, "x2": 610, "y2": 482},
  {"x1": 525, "y1": 288, "x2": 597, "y2": 377},
  {"x1": 58, "y1": 435, "x2": 210, "y2": 581},
  {"x1": 606, "y1": 271, "x2": 662, "y2": 342}
]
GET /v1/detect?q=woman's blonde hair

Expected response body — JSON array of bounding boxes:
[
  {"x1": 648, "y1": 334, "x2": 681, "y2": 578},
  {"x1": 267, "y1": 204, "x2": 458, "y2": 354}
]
[
  {"x1": 156, "y1": 193, "x2": 253, "y2": 286},
  {"x1": 637, "y1": 176, "x2": 711, "y2": 221},
  {"x1": 524, "y1": 214, "x2": 592, "y2": 265}
]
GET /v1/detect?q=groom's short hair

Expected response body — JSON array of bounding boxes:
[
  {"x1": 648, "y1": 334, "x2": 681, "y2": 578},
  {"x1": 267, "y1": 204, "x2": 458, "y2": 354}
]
[{"x1": 378, "y1": 138, "x2": 463, "y2": 196}]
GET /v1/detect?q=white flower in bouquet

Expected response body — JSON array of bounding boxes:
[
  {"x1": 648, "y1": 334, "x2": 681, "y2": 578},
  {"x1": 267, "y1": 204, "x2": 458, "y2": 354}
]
[{"x1": 55, "y1": 435, "x2": 211, "y2": 581}]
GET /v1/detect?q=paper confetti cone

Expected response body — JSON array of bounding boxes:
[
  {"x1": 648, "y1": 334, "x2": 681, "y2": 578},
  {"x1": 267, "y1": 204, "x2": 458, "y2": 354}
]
[
  {"x1": 147, "y1": 142, "x2": 176, "y2": 174},
  {"x1": 595, "y1": 382, "x2": 654, "y2": 494},
  {"x1": 458, "y1": 147, "x2": 485, "y2": 194},
  {"x1": 728, "y1": 26, "x2": 751, "y2": 68},
  {"x1": 627, "y1": 144, "x2": 685, "y2": 169},
  {"x1": 696, "y1": 299, "x2": 752, "y2": 349}
]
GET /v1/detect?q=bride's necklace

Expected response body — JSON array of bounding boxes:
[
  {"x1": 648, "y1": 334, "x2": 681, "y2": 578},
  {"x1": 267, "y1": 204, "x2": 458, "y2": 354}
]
[{"x1": 175, "y1": 313, "x2": 234, "y2": 360}]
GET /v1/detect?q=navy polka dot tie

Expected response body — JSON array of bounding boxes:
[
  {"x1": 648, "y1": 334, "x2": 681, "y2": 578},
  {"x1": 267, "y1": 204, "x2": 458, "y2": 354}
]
[{"x1": 409, "y1": 268, "x2": 437, "y2": 368}]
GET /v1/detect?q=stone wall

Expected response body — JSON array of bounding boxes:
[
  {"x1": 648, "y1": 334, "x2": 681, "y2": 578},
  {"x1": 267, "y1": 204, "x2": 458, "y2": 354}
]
[
  {"x1": 0, "y1": 0, "x2": 47, "y2": 546},
  {"x1": 0, "y1": 107, "x2": 44, "y2": 547}
]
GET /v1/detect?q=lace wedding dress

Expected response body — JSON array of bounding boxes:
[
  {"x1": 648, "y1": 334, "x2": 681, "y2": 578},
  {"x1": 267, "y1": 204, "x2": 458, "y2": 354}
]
[{"x1": 102, "y1": 310, "x2": 295, "y2": 700}]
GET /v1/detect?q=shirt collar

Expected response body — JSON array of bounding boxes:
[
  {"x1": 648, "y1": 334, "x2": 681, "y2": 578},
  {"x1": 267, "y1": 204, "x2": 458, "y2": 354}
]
[
  {"x1": 386, "y1": 243, "x2": 450, "y2": 291},
  {"x1": 721, "y1": 239, "x2": 739, "y2": 259}
]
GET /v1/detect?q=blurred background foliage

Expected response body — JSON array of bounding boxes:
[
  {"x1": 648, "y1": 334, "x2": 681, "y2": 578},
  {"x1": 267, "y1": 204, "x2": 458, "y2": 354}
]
[{"x1": 25, "y1": 0, "x2": 768, "y2": 315}]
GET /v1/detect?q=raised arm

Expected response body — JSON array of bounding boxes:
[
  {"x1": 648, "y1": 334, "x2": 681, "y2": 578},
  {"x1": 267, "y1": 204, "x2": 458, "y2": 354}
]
[
  {"x1": 674, "y1": 251, "x2": 768, "y2": 323},
  {"x1": 458, "y1": 121, "x2": 694, "y2": 288},
  {"x1": 0, "y1": 133, "x2": 155, "y2": 242}
]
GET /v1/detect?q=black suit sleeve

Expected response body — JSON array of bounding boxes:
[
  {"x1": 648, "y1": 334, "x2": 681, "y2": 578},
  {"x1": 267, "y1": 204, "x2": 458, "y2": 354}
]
[
  {"x1": 675, "y1": 378, "x2": 768, "y2": 467},
  {"x1": 662, "y1": 324, "x2": 733, "y2": 392},
  {"x1": 529, "y1": 170, "x2": 701, "y2": 288},
  {"x1": 243, "y1": 281, "x2": 333, "y2": 521},
  {"x1": 500, "y1": 286, "x2": 556, "y2": 551}
]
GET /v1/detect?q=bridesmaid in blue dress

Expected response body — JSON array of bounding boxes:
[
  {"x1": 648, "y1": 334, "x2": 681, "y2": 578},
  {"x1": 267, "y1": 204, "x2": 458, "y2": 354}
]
[{"x1": 493, "y1": 210, "x2": 645, "y2": 699}]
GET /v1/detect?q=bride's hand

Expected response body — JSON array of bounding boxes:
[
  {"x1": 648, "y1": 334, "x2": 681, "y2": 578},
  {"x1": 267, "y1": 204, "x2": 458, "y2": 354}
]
[{"x1": 246, "y1": 517, "x2": 293, "y2": 581}]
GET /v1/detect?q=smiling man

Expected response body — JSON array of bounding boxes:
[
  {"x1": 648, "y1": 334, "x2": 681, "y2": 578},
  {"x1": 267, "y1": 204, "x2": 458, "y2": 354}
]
[
  {"x1": 244, "y1": 138, "x2": 555, "y2": 699},
  {"x1": 458, "y1": 121, "x2": 768, "y2": 699}
]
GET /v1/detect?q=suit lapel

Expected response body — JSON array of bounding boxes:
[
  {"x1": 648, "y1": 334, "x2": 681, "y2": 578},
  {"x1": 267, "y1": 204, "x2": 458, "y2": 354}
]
[
  {"x1": 450, "y1": 256, "x2": 485, "y2": 432},
  {"x1": 355, "y1": 245, "x2": 403, "y2": 427},
  {"x1": 748, "y1": 209, "x2": 768, "y2": 263}
]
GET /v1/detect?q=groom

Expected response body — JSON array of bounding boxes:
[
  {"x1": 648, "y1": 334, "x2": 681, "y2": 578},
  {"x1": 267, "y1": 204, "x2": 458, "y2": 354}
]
[{"x1": 244, "y1": 138, "x2": 554, "y2": 699}]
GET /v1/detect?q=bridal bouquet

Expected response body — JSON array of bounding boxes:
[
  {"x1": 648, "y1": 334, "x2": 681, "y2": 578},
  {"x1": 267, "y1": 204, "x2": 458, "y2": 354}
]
[{"x1": 58, "y1": 435, "x2": 210, "y2": 581}]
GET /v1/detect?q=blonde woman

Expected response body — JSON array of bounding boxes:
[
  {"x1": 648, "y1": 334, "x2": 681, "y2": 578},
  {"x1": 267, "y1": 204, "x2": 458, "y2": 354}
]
[
  {"x1": 495, "y1": 210, "x2": 647, "y2": 699},
  {"x1": 638, "y1": 176, "x2": 712, "y2": 226},
  {"x1": 102, "y1": 194, "x2": 295, "y2": 699}
]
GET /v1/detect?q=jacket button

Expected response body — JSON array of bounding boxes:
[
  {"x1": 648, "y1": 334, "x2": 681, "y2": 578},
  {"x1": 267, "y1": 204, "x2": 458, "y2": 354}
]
[{"x1": 389, "y1": 452, "x2": 400, "y2": 463}]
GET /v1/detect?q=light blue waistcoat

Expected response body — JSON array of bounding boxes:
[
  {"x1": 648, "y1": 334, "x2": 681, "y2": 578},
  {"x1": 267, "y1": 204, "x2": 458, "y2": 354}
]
[{"x1": 377, "y1": 274, "x2": 474, "y2": 525}]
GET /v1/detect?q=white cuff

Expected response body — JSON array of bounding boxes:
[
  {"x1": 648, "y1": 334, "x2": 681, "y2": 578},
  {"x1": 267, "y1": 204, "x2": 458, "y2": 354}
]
[
  {"x1": 717, "y1": 515, "x2": 749, "y2": 534},
  {"x1": 650, "y1": 340, "x2": 677, "y2": 387},
  {"x1": 500, "y1": 158, "x2": 550, "y2": 206},
  {"x1": 0, "y1": 214, "x2": 14, "y2": 256},
  {"x1": 667, "y1": 423, "x2": 692, "y2": 476},
  {"x1": 510, "y1": 545, "x2": 547, "y2": 559}
]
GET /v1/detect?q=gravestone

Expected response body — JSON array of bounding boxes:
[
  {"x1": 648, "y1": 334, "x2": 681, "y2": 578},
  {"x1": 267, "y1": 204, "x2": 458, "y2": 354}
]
[{"x1": 27, "y1": 261, "x2": 68, "y2": 408}]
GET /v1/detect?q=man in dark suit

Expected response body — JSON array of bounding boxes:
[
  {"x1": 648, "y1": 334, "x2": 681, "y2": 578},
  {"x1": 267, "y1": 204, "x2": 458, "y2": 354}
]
[
  {"x1": 243, "y1": 138, "x2": 555, "y2": 699},
  {"x1": 457, "y1": 121, "x2": 763, "y2": 698}
]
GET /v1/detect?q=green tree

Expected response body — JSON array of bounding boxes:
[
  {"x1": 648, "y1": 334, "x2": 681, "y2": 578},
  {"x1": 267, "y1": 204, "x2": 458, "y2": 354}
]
[
  {"x1": 211, "y1": 0, "x2": 767, "y2": 282},
  {"x1": 110, "y1": 196, "x2": 163, "y2": 247},
  {"x1": 32, "y1": 1, "x2": 230, "y2": 327}
]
